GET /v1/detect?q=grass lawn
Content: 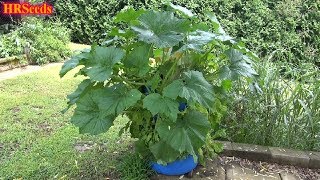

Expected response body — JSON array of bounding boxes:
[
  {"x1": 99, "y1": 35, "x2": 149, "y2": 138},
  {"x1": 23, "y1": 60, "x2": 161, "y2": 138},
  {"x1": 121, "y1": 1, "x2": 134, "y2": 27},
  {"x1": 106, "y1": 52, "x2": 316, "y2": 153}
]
[
  {"x1": 0, "y1": 64, "x2": 133, "y2": 179},
  {"x1": 68, "y1": 43, "x2": 91, "y2": 53}
]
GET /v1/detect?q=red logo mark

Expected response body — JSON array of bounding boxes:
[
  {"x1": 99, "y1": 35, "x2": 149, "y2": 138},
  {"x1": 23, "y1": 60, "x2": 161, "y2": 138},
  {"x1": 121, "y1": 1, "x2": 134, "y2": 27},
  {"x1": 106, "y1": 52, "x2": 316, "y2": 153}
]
[{"x1": 1, "y1": 2, "x2": 53, "y2": 15}]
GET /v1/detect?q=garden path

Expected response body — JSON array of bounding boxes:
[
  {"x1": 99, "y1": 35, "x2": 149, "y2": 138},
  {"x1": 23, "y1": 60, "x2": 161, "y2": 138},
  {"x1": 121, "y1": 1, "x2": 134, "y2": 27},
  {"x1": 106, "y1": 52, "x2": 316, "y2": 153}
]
[
  {"x1": 0, "y1": 63, "x2": 63, "y2": 81},
  {"x1": 0, "y1": 43, "x2": 89, "y2": 82}
]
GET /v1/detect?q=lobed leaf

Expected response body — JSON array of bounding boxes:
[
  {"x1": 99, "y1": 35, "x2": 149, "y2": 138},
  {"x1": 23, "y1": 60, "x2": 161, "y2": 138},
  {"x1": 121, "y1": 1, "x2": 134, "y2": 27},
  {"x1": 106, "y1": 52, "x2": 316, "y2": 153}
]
[
  {"x1": 123, "y1": 44, "x2": 151, "y2": 76},
  {"x1": 83, "y1": 46, "x2": 124, "y2": 82},
  {"x1": 71, "y1": 85, "x2": 142, "y2": 135},
  {"x1": 155, "y1": 110, "x2": 210, "y2": 158},
  {"x1": 102, "y1": 84, "x2": 142, "y2": 115},
  {"x1": 114, "y1": 7, "x2": 145, "y2": 24},
  {"x1": 206, "y1": 12, "x2": 225, "y2": 34},
  {"x1": 180, "y1": 30, "x2": 216, "y2": 51},
  {"x1": 150, "y1": 141, "x2": 180, "y2": 164},
  {"x1": 71, "y1": 89, "x2": 116, "y2": 135},
  {"x1": 205, "y1": 12, "x2": 234, "y2": 42},
  {"x1": 109, "y1": 28, "x2": 136, "y2": 39},
  {"x1": 60, "y1": 51, "x2": 90, "y2": 77},
  {"x1": 219, "y1": 49, "x2": 258, "y2": 80},
  {"x1": 132, "y1": 10, "x2": 190, "y2": 48},
  {"x1": 163, "y1": 70, "x2": 214, "y2": 109},
  {"x1": 169, "y1": 3, "x2": 194, "y2": 17},
  {"x1": 143, "y1": 93, "x2": 179, "y2": 121},
  {"x1": 62, "y1": 79, "x2": 93, "y2": 113}
]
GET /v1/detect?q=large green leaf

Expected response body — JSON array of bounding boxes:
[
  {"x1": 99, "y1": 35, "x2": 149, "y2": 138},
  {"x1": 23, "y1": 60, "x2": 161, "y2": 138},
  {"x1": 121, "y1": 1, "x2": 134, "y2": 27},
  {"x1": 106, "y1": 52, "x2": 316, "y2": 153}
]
[
  {"x1": 233, "y1": 42, "x2": 260, "y2": 61},
  {"x1": 71, "y1": 85, "x2": 141, "y2": 135},
  {"x1": 143, "y1": 93, "x2": 179, "y2": 121},
  {"x1": 109, "y1": 28, "x2": 135, "y2": 39},
  {"x1": 180, "y1": 29, "x2": 234, "y2": 52},
  {"x1": 132, "y1": 10, "x2": 189, "y2": 48},
  {"x1": 62, "y1": 79, "x2": 93, "y2": 113},
  {"x1": 60, "y1": 51, "x2": 90, "y2": 77},
  {"x1": 169, "y1": 3, "x2": 194, "y2": 17},
  {"x1": 71, "y1": 89, "x2": 116, "y2": 135},
  {"x1": 150, "y1": 141, "x2": 180, "y2": 164},
  {"x1": 206, "y1": 12, "x2": 234, "y2": 42},
  {"x1": 219, "y1": 49, "x2": 258, "y2": 80},
  {"x1": 122, "y1": 44, "x2": 151, "y2": 76},
  {"x1": 206, "y1": 11, "x2": 225, "y2": 34},
  {"x1": 103, "y1": 84, "x2": 142, "y2": 115},
  {"x1": 156, "y1": 110, "x2": 210, "y2": 157},
  {"x1": 180, "y1": 30, "x2": 216, "y2": 51},
  {"x1": 114, "y1": 7, "x2": 145, "y2": 24},
  {"x1": 163, "y1": 71, "x2": 214, "y2": 109},
  {"x1": 84, "y1": 46, "x2": 124, "y2": 82}
]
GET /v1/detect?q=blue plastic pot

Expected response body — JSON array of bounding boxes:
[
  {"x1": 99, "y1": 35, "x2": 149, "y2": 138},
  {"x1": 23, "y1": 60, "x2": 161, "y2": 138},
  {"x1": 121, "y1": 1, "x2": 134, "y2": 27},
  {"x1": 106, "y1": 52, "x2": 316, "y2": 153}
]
[
  {"x1": 178, "y1": 102, "x2": 188, "y2": 111},
  {"x1": 140, "y1": 85, "x2": 152, "y2": 95},
  {"x1": 151, "y1": 155, "x2": 197, "y2": 176}
]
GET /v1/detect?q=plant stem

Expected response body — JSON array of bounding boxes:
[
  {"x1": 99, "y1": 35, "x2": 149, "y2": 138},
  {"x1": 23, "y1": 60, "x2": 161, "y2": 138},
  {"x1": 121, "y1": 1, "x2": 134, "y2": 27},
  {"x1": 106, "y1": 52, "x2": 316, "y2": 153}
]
[
  {"x1": 113, "y1": 76, "x2": 145, "y2": 86},
  {"x1": 201, "y1": 44, "x2": 215, "y2": 61},
  {"x1": 160, "y1": 60, "x2": 178, "y2": 90}
]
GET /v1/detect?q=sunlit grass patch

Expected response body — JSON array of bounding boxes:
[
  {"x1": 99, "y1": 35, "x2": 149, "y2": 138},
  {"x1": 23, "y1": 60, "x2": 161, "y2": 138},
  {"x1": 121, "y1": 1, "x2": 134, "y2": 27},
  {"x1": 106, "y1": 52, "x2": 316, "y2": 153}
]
[{"x1": 0, "y1": 65, "x2": 134, "y2": 179}]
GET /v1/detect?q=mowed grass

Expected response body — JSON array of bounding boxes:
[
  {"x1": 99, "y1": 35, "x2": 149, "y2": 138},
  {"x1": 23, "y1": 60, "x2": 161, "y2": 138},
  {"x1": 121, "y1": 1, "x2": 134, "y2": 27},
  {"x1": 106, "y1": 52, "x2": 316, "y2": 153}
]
[
  {"x1": 0, "y1": 65, "x2": 133, "y2": 179},
  {"x1": 68, "y1": 43, "x2": 90, "y2": 53}
]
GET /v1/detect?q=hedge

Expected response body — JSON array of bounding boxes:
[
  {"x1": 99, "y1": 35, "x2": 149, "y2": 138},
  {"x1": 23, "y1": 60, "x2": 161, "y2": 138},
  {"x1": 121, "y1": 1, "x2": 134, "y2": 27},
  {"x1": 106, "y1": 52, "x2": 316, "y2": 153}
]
[
  {"x1": 0, "y1": 18, "x2": 71, "y2": 65},
  {"x1": 54, "y1": 0, "x2": 320, "y2": 65}
]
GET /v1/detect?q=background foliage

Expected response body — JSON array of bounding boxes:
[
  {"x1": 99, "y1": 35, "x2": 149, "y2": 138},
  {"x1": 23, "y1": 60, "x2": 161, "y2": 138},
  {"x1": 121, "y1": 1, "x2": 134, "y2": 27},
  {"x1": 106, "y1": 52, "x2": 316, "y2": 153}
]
[
  {"x1": 0, "y1": 18, "x2": 70, "y2": 65},
  {"x1": 223, "y1": 61, "x2": 320, "y2": 151},
  {"x1": 54, "y1": 0, "x2": 319, "y2": 65}
]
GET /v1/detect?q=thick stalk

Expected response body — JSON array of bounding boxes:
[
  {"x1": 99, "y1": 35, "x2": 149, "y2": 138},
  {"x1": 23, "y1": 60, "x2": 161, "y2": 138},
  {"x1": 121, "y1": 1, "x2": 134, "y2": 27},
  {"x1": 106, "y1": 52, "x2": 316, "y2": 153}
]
[
  {"x1": 160, "y1": 60, "x2": 178, "y2": 90},
  {"x1": 201, "y1": 44, "x2": 215, "y2": 61},
  {"x1": 112, "y1": 75, "x2": 145, "y2": 86}
]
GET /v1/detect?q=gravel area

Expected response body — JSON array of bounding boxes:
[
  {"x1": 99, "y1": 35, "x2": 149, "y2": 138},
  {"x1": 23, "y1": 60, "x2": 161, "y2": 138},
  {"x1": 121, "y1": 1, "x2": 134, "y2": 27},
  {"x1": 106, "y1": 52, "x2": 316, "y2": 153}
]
[
  {"x1": 219, "y1": 156, "x2": 320, "y2": 180},
  {"x1": 152, "y1": 155, "x2": 320, "y2": 179}
]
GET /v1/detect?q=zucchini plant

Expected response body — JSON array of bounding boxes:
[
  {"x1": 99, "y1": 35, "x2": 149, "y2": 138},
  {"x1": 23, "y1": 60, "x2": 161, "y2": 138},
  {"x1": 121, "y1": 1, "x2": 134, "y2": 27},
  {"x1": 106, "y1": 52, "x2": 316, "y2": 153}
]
[{"x1": 60, "y1": 4, "x2": 258, "y2": 164}]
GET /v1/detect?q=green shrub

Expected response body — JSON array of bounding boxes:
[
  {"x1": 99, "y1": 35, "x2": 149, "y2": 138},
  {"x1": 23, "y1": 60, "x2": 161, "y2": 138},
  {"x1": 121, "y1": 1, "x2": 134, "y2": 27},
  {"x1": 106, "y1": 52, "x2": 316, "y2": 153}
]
[
  {"x1": 0, "y1": 30, "x2": 25, "y2": 58},
  {"x1": 54, "y1": 0, "x2": 122, "y2": 43},
  {"x1": 222, "y1": 61, "x2": 320, "y2": 151},
  {"x1": 54, "y1": 0, "x2": 319, "y2": 65},
  {"x1": 0, "y1": 18, "x2": 71, "y2": 65}
]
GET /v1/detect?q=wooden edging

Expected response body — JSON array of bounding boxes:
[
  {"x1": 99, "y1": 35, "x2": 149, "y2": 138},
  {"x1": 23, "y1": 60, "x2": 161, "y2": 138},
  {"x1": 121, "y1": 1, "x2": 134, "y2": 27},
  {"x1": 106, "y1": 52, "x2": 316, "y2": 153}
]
[
  {"x1": 217, "y1": 141, "x2": 320, "y2": 169},
  {"x1": 0, "y1": 55, "x2": 27, "y2": 72},
  {"x1": 0, "y1": 56, "x2": 23, "y2": 64}
]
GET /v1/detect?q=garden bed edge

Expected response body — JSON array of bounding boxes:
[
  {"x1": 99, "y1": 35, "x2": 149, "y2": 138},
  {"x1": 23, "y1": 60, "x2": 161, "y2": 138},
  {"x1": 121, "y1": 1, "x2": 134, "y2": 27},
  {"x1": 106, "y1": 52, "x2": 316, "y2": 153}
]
[{"x1": 217, "y1": 141, "x2": 320, "y2": 169}]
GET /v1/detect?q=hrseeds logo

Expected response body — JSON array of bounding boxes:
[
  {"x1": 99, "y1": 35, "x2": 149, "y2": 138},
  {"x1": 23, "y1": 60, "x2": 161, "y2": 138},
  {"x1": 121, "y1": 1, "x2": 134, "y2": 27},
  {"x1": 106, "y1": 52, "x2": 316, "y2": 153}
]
[{"x1": 1, "y1": 1, "x2": 53, "y2": 15}]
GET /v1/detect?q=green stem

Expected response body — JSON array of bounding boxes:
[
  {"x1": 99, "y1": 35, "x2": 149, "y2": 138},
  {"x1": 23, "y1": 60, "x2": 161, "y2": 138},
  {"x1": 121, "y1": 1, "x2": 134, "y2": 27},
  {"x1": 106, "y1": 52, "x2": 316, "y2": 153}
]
[
  {"x1": 201, "y1": 44, "x2": 215, "y2": 61},
  {"x1": 123, "y1": 79, "x2": 145, "y2": 86},
  {"x1": 113, "y1": 76, "x2": 145, "y2": 86},
  {"x1": 160, "y1": 60, "x2": 178, "y2": 90}
]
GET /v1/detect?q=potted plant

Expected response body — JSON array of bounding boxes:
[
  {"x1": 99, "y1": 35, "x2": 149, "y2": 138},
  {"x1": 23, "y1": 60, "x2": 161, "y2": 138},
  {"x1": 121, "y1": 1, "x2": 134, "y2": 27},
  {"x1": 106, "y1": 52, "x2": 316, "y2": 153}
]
[{"x1": 60, "y1": 3, "x2": 258, "y2": 176}]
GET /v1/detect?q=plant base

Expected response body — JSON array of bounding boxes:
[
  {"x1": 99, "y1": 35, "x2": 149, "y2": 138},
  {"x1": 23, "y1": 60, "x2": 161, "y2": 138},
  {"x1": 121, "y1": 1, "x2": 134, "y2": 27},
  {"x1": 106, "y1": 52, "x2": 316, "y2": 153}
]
[{"x1": 151, "y1": 155, "x2": 197, "y2": 176}]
